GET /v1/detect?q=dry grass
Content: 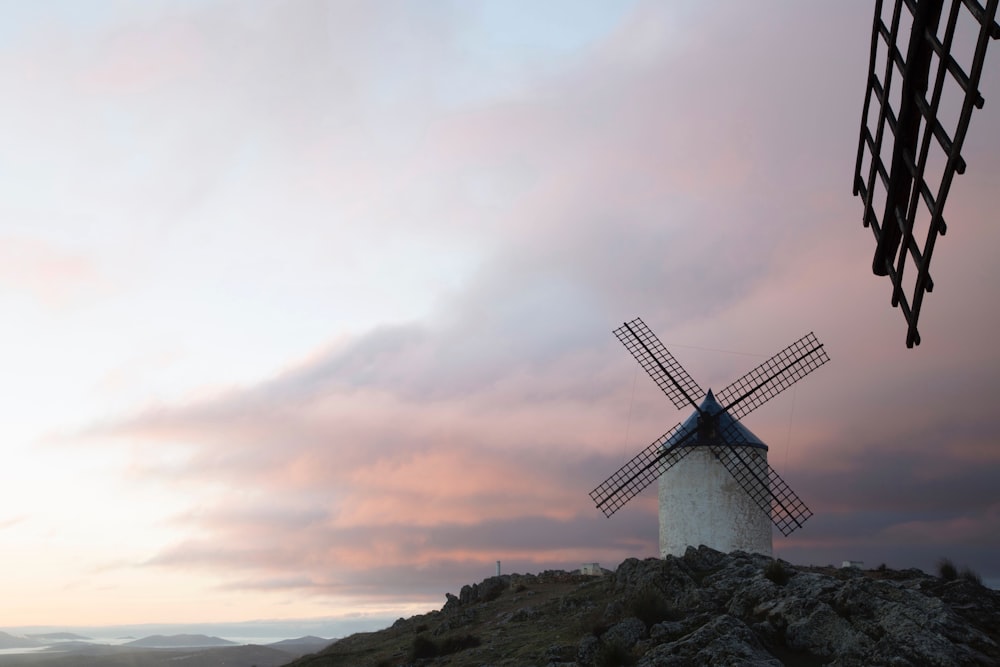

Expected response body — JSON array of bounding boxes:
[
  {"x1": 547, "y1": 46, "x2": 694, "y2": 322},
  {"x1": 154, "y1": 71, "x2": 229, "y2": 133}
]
[{"x1": 288, "y1": 576, "x2": 611, "y2": 667}]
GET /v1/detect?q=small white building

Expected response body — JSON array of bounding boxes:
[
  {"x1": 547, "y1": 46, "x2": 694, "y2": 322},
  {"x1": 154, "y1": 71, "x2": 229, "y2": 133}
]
[{"x1": 580, "y1": 562, "x2": 603, "y2": 576}]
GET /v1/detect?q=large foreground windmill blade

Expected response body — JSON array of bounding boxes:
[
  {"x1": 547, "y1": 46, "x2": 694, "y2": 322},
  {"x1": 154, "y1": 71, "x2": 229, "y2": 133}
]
[
  {"x1": 852, "y1": 0, "x2": 999, "y2": 347},
  {"x1": 710, "y1": 424, "x2": 814, "y2": 536},
  {"x1": 613, "y1": 318, "x2": 704, "y2": 411},
  {"x1": 590, "y1": 423, "x2": 699, "y2": 517},
  {"x1": 715, "y1": 332, "x2": 830, "y2": 422}
]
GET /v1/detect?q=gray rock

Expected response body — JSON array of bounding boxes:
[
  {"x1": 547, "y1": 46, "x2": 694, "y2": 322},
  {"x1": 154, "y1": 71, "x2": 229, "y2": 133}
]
[
  {"x1": 457, "y1": 575, "x2": 509, "y2": 606},
  {"x1": 602, "y1": 617, "x2": 647, "y2": 649},
  {"x1": 543, "y1": 641, "x2": 578, "y2": 666},
  {"x1": 681, "y1": 544, "x2": 730, "y2": 572},
  {"x1": 433, "y1": 607, "x2": 477, "y2": 635},
  {"x1": 577, "y1": 634, "x2": 600, "y2": 665},
  {"x1": 650, "y1": 620, "x2": 685, "y2": 640},
  {"x1": 637, "y1": 614, "x2": 782, "y2": 667},
  {"x1": 783, "y1": 601, "x2": 868, "y2": 657},
  {"x1": 497, "y1": 606, "x2": 542, "y2": 624}
]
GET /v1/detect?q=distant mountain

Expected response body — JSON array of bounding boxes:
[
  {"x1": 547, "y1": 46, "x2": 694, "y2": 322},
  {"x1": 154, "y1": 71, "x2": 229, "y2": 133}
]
[
  {"x1": 26, "y1": 632, "x2": 91, "y2": 641},
  {"x1": 0, "y1": 631, "x2": 42, "y2": 649},
  {"x1": 0, "y1": 632, "x2": 329, "y2": 667},
  {"x1": 39, "y1": 640, "x2": 101, "y2": 652},
  {"x1": 124, "y1": 634, "x2": 236, "y2": 648},
  {"x1": 265, "y1": 635, "x2": 331, "y2": 652},
  {"x1": 0, "y1": 644, "x2": 296, "y2": 667}
]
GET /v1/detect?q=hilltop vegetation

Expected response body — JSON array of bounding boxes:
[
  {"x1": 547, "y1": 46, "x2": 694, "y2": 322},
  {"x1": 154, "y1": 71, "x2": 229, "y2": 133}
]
[{"x1": 286, "y1": 546, "x2": 1000, "y2": 667}]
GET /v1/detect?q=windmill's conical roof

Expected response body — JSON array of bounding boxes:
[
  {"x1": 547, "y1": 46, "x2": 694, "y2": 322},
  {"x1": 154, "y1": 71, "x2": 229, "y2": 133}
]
[{"x1": 665, "y1": 389, "x2": 767, "y2": 450}]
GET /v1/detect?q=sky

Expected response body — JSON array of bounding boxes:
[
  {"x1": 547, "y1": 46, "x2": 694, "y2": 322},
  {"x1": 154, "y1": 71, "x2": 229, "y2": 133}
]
[{"x1": 2, "y1": 0, "x2": 999, "y2": 633}]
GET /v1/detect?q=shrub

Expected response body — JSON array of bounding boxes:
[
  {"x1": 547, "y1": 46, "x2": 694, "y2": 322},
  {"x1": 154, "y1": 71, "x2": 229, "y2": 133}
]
[
  {"x1": 578, "y1": 605, "x2": 614, "y2": 637},
  {"x1": 937, "y1": 558, "x2": 958, "y2": 581},
  {"x1": 628, "y1": 587, "x2": 675, "y2": 628},
  {"x1": 414, "y1": 623, "x2": 429, "y2": 634},
  {"x1": 959, "y1": 567, "x2": 983, "y2": 586},
  {"x1": 409, "y1": 635, "x2": 438, "y2": 660},
  {"x1": 764, "y1": 560, "x2": 791, "y2": 586},
  {"x1": 439, "y1": 634, "x2": 481, "y2": 655},
  {"x1": 594, "y1": 639, "x2": 635, "y2": 667}
]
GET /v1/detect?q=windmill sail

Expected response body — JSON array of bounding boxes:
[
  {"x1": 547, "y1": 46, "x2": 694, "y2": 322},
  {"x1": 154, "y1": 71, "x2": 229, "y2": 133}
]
[
  {"x1": 613, "y1": 318, "x2": 703, "y2": 411},
  {"x1": 852, "y1": 0, "x2": 1000, "y2": 346},
  {"x1": 710, "y1": 421, "x2": 814, "y2": 536},
  {"x1": 590, "y1": 423, "x2": 698, "y2": 517},
  {"x1": 716, "y1": 332, "x2": 829, "y2": 422}
]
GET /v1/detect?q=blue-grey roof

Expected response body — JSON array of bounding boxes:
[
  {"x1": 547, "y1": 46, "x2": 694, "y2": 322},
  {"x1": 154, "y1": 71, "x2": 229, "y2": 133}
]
[{"x1": 665, "y1": 389, "x2": 767, "y2": 450}]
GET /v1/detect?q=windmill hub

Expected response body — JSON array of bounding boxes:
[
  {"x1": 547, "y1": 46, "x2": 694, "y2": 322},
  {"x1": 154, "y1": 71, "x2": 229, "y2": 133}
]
[{"x1": 687, "y1": 390, "x2": 766, "y2": 450}]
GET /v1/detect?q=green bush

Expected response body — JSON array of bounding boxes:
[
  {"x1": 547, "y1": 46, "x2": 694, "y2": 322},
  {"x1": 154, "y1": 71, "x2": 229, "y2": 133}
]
[
  {"x1": 628, "y1": 588, "x2": 675, "y2": 628},
  {"x1": 409, "y1": 635, "x2": 438, "y2": 660},
  {"x1": 764, "y1": 560, "x2": 791, "y2": 586},
  {"x1": 439, "y1": 634, "x2": 481, "y2": 654},
  {"x1": 959, "y1": 567, "x2": 983, "y2": 586},
  {"x1": 937, "y1": 558, "x2": 958, "y2": 581},
  {"x1": 579, "y1": 607, "x2": 612, "y2": 637},
  {"x1": 595, "y1": 639, "x2": 635, "y2": 667}
]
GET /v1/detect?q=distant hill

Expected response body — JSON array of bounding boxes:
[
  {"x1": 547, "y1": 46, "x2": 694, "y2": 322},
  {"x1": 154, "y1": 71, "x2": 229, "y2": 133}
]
[
  {"x1": 266, "y1": 636, "x2": 331, "y2": 652},
  {"x1": 0, "y1": 635, "x2": 328, "y2": 667},
  {"x1": 0, "y1": 644, "x2": 297, "y2": 667},
  {"x1": 0, "y1": 632, "x2": 41, "y2": 649},
  {"x1": 124, "y1": 634, "x2": 236, "y2": 648},
  {"x1": 286, "y1": 547, "x2": 1000, "y2": 667},
  {"x1": 25, "y1": 633, "x2": 90, "y2": 641}
]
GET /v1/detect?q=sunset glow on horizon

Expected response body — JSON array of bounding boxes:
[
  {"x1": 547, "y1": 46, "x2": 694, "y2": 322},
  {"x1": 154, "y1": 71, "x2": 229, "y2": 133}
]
[{"x1": 2, "y1": 1, "x2": 999, "y2": 629}]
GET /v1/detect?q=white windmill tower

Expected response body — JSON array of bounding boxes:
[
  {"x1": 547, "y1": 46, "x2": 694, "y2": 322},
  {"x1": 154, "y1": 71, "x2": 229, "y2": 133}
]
[{"x1": 591, "y1": 318, "x2": 829, "y2": 557}]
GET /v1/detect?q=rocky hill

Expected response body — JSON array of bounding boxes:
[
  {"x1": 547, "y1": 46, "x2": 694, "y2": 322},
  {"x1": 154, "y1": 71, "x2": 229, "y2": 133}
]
[{"x1": 285, "y1": 546, "x2": 1000, "y2": 666}]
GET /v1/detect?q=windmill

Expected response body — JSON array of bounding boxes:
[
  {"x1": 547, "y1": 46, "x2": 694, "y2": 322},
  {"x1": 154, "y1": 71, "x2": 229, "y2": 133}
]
[{"x1": 590, "y1": 318, "x2": 829, "y2": 557}]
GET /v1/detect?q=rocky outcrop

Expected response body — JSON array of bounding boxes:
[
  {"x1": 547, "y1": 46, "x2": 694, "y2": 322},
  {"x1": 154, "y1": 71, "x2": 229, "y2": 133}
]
[
  {"x1": 601, "y1": 548, "x2": 1000, "y2": 666},
  {"x1": 288, "y1": 547, "x2": 1000, "y2": 667}
]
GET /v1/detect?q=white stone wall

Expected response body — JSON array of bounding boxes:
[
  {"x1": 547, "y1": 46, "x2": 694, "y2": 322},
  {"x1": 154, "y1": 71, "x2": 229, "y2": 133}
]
[{"x1": 658, "y1": 446, "x2": 772, "y2": 557}]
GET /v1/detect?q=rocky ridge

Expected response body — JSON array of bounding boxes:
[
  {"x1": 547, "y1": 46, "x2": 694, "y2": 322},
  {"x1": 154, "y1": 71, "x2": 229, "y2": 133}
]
[{"x1": 287, "y1": 546, "x2": 1000, "y2": 666}]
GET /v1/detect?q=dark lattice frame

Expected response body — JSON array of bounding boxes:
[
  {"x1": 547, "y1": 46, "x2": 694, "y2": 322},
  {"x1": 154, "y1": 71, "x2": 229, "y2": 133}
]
[
  {"x1": 716, "y1": 333, "x2": 829, "y2": 422},
  {"x1": 613, "y1": 318, "x2": 703, "y2": 411},
  {"x1": 853, "y1": 0, "x2": 999, "y2": 347},
  {"x1": 711, "y1": 430, "x2": 815, "y2": 537},
  {"x1": 589, "y1": 424, "x2": 697, "y2": 517}
]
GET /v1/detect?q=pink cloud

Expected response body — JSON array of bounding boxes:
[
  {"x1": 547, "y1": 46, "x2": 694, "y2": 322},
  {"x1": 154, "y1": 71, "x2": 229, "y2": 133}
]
[
  {"x1": 0, "y1": 236, "x2": 102, "y2": 306},
  {"x1": 882, "y1": 505, "x2": 1000, "y2": 545}
]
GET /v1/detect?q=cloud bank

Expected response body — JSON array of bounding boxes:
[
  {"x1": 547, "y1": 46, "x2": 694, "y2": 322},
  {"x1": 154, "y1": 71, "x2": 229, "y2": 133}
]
[{"x1": 7, "y1": 1, "x2": 1000, "y2": 620}]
